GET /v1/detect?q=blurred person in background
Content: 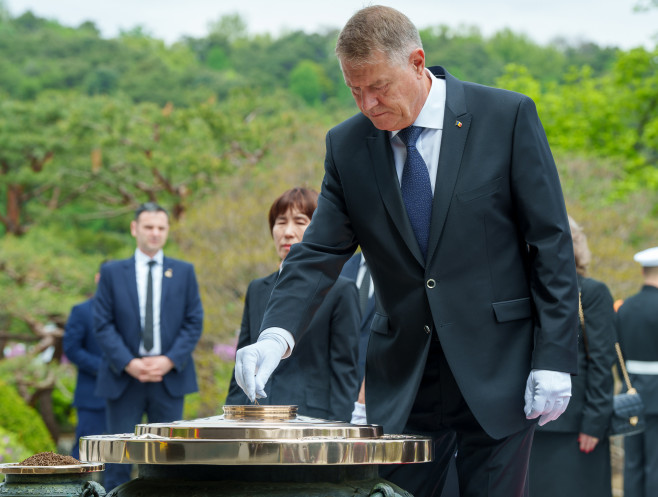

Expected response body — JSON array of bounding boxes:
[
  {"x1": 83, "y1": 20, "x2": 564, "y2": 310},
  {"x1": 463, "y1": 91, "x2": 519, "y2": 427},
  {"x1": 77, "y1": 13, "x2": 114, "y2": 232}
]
[
  {"x1": 225, "y1": 187, "x2": 360, "y2": 422},
  {"x1": 616, "y1": 246, "x2": 658, "y2": 497},
  {"x1": 63, "y1": 262, "x2": 108, "y2": 462},
  {"x1": 529, "y1": 216, "x2": 616, "y2": 497}
]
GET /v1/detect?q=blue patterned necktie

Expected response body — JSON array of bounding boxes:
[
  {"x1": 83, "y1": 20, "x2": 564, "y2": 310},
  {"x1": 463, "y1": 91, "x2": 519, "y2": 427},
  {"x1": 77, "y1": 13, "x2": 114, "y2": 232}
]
[{"x1": 398, "y1": 125, "x2": 433, "y2": 259}]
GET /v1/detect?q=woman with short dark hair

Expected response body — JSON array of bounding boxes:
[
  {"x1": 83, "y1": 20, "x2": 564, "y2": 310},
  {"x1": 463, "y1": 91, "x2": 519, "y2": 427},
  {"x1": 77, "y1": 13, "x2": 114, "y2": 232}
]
[{"x1": 225, "y1": 187, "x2": 361, "y2": 422}]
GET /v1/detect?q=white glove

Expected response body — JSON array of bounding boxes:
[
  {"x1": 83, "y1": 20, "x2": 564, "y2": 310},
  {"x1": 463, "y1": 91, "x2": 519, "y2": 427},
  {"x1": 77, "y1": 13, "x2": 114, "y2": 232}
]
[
  {"x1": 350, "y1": 401, "x2": 367, "y2": 425},
  {"x1": 524, "y1": 369, "x2": 572, "y2": 426},
  {"x1": 235, "y1": 335, "x2": 287, "y2": 402}
]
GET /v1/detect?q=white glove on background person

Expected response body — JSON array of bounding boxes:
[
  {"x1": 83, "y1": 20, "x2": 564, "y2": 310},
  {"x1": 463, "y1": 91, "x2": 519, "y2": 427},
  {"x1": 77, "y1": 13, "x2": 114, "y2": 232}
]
[
  {"x1": 235, "y1": 334, "x2": 288, "y2": 402},
  {"x1": 524, "y1": 369, "x2": 572, "y2": 426},
  {"x1": 350, "y1": 401, "x2": 367, "y2": 424}
]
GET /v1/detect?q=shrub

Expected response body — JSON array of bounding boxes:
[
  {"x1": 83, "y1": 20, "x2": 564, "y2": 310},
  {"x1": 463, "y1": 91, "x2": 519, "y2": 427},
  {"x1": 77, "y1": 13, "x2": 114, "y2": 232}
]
[
  {"x1": 0, "y1": 380, "x2": 55, "y2": 455},
  {"x1": 0, "y1": 426, "x2": 32, "y2": 464}
]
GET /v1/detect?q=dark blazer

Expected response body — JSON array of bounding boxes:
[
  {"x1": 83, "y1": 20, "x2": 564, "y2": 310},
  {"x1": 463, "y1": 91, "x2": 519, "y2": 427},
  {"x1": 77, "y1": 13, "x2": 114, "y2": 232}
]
[
  {"x1": 260, "y1": 66, "x2": 579, "y2": 438},
  {"x1": 94, "y1": 256, "x2": 204, "y2": 400},
  {"x1": 538, "y1": 275, "x2": 616, "y2": 438},
  {"x1": 341, "y1": 253, "x2": 376, "y2": 385},
  {"x1": 617, "y1": 285, "x2": 658, "y2": 414},
  {"x1": 63, "y1": 298, "x2": 106, "y2": 410},
  {"x1": 226, "y1": 272, "x2": 360, "y2": 422}
]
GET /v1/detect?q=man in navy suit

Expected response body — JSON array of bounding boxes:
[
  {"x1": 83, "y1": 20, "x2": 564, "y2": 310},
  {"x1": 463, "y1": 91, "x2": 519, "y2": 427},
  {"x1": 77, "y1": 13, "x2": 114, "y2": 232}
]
[
  {"x1": 63, "y1": 265, "x2": 107, "y2": 462},
  {"x1": 94, "y1": 202, "x2": 203, "y2": 490},
  {"x1": 234, "y1": 6, "x2": 578, "y2": 497}
]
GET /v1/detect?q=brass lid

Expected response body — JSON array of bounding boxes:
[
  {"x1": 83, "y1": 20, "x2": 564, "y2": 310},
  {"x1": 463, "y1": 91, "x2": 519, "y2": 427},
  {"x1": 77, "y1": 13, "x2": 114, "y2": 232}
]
[
  {"x1": 79, "y1": 405, "x2": 432, "y2": 466},
  {"x1": 222, "y1": 404, "x2": 298, "y2": 420},
  {"x1": 0, "y1": 462, "x2": 104, "y2": 474}
]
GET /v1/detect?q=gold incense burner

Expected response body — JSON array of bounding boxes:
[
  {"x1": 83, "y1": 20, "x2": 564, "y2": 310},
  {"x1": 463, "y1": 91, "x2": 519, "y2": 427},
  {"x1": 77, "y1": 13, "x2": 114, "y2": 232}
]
[{"x1": 78, "y1": 405, "x2": 431, "y2": 496}]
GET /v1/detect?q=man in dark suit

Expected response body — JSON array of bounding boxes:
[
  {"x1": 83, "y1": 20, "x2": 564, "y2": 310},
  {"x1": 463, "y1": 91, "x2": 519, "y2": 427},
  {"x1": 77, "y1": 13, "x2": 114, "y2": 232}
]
[
  {"x1": 94, "y1": 202, "x2": 203, "y2": 490},
  {"x1": 617, "y1": 246, "x2": 658, "y2": 497},
  {"x1": 63, "y1": 265, "x2": 107, "y2": 462},
  {"x1": 234, "y1": 6, "x2": 578, "y2": 497}
]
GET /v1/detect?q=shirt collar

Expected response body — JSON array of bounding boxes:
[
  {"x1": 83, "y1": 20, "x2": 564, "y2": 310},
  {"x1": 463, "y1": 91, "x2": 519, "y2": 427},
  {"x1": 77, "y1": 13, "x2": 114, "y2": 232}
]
[
  {"x1": 135, "y1": 248, "x2": 164, "y2": 266},
  {"x1": 414, "y1": 68, "x2": 446, "y2": 130},
  {"x1": 390, "y1": 68, "x2": 445, "y2": 138}
]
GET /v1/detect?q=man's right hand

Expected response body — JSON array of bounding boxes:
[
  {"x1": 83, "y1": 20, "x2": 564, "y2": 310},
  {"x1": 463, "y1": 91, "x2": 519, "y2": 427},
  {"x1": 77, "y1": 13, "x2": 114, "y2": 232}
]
[{"x1": 235, "y1": 337, "x2": 287, "y2": 402}]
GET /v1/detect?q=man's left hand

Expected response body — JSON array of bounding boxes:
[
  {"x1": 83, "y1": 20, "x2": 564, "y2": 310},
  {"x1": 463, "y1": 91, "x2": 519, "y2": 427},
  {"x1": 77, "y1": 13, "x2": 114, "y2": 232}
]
[{"x1": 524, "y1": 369, "x2": 571, "y2": 426}]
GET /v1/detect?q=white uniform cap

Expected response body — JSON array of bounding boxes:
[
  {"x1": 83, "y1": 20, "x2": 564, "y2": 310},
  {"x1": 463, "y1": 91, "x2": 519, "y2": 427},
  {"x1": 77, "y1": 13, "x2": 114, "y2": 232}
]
[{"x1": 633, "y1": 247, "x2": 658, "y2": 267}]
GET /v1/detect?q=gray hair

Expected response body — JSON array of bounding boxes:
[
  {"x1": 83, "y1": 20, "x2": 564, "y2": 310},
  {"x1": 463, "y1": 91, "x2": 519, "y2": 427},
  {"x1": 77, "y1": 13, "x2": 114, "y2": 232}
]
[
  {"x1": 335, "y1": 5, "x2": 423, "y2": 68},
  {"x1": 568, "y1": 215, "x2": 591, "y2": 276}
]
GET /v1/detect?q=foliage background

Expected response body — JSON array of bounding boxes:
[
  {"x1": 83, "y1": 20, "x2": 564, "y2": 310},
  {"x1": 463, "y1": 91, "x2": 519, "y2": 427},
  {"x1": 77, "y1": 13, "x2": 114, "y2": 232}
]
[{"x1": 0, "y1": 3, "x2": 656, "y2": 469}]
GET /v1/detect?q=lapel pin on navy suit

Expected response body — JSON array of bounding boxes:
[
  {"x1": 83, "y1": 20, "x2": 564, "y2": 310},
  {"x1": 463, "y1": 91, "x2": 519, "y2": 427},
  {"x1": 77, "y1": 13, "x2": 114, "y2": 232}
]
[
  {"x1": 455, "y1": 120, "x2": 463, "y2": 128},
  {"x1": 164, "y1": 268, "x2": 173, "y2": 278}
]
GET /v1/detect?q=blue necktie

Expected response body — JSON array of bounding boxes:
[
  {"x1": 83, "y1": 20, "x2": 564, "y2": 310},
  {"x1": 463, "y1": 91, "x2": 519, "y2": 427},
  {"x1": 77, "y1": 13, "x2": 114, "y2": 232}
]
[{"x1": 398, "y1": 125, "x2": 433, "y2": 259}]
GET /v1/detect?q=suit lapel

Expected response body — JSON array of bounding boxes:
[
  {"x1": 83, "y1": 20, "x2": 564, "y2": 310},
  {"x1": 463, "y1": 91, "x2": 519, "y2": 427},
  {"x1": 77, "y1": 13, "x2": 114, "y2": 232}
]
[
  {"x1": 123, "y1": 257, "x2": 140, "y2": 320},
  {"x1": 161, "y1": 257, "x2": 173, "y2": 319},
  {"x1": 369, "y1": 130, "x2": 425, "y2": 266},
  {"x1": 426, "y1": 69, "x2": 471, "y2": 264}
]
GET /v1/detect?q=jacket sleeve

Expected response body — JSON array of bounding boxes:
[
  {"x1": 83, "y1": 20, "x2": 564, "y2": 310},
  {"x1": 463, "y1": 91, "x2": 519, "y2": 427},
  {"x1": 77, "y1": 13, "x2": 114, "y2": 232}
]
[
  {"x1": 226, "y1": 281, "x2": 256, "y2": 406},
  {"x1": 510, "y1": 96, "x2": 579, "y2": 373},
  {"x1": 580, "y1": 278, "x2": 616, "y2": 438},
  {"x1": 63, "y1": 303, "x2": 100, "y2": 375},
  {"x1": 327, "y1": 279, "x2": 361, "y2": 422},
  {"x1": 94, "y1": 264, "x2": 136, "y2": 374},
  {"x1": 163, "y1": 263, "x2": 204, "y2": 371}
]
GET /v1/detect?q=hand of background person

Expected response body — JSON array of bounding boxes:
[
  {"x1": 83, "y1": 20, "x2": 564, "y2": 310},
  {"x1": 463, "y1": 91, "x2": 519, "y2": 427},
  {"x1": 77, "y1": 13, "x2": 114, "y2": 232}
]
[
  {"x1": 578, "y1": 433, "x2": 599, "y2": 453},
  {"x1": 351, "y1": 401, "x2": 367, "y2": 424},
  {"x1": 235, "y1": 336, "x2": 288, "y2": 402},
  {"x1": 125, "y1": 358, "x2": 155, "y2": 382},
  {"x1": 125, "y1": 356, "x2": 173, "y2": 382},
  {"x1": 523, "y1": 369, "x2": 572, "y2": 425},
  {"x1": 141, "y1": 356, "x2": 174, "y2": 380}
]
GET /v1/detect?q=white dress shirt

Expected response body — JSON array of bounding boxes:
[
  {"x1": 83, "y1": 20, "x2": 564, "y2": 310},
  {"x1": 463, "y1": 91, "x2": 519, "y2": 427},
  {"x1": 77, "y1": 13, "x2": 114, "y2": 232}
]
[
  {"x1": 390, "y1": 68, "x2": 446, "y2": 194},
  {"x1": 135, "y1": 248, "x2": 163, "y2": 356}
]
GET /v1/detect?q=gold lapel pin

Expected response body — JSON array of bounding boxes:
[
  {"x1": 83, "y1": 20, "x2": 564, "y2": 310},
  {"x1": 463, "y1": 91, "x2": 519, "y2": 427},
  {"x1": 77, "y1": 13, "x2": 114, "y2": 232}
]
[
  {"x1": 164, "y1": 269, "x2": 173, "y2": 278},
  {"x1": 455, "y1": 120, "x2": 463, "y2": 128}
]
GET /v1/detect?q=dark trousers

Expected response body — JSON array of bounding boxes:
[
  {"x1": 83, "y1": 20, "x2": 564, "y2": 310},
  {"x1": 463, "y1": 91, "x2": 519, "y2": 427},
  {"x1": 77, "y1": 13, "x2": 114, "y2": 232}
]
[
  {"x1": 103, "y1": 380, "x2": 184, "y2": 492},
  {"x1": 71, "y1": 407, "x2": 106, "y2": 460},
  {"x1": 381, "y1": 339, "x2": 535, "y2": 497},
  {"x1": 624, "y1": 414, "x2": 658, "y2": 497}
]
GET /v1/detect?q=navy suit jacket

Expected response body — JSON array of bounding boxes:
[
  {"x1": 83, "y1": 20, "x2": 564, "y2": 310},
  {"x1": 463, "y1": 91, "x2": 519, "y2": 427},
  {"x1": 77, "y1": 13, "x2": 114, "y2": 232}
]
[
  {"x1": 259, "y1": 67, "x2": 579, "y2": 438},
  {"x1": 63, "y1": 298, "x2": 106, "y2": 410},
  {"x1": 617, "y1": 285, "x2": 658, "y2": 414},
  {"x1": 341, "y1": 253, "x2": 375, "y2": 385},
  {"x1": 94, "y1": 256, "x2": 203, "y2": 400},
  {"x1": 226, "y1": 272, "x2": 360, "y2": 422}
]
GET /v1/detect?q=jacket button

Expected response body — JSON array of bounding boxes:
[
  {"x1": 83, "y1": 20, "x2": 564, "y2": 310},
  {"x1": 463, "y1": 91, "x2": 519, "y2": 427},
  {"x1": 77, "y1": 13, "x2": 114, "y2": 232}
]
[
  {"x1": 424, "y1": 325, "x2": 431, "y2": 334},
  {"x1": 426, "y1": 279, "x2": 436, "y2": 289}
]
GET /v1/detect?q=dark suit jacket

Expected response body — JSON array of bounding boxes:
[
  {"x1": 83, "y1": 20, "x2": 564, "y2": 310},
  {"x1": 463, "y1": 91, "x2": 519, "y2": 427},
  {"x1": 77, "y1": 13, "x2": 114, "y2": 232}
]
[
  {"x1": 226, "y1": 272, "x2": 360, "y2": 422},
  {"x1": 617, "y1": 285, "x2": 658, "y2": 414},
  {"x1": 63, "y1": 298, "x2": 106, "y2": 410},
  {"x1": 538, "y1": 275, "x2": 616, "y2": 438},
  {"x1": 341, "y1": 253, "x2": 376, "y2": 385},
  {"x1": 259, "y1": 66, "x2": 579, "y2": 438},
  {"x1": 94, "y1": 256, "x2": 204, "y2": 400}
]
